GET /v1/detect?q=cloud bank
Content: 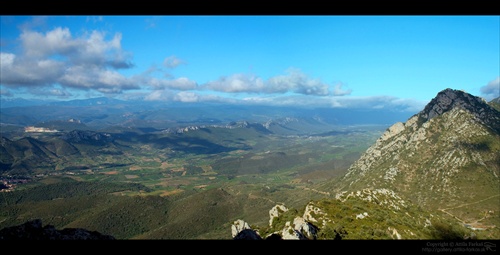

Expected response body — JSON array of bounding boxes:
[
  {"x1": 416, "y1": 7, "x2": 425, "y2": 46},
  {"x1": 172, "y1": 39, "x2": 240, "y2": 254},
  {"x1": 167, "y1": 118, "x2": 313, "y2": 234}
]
[
  {"x1": 1, "y1": 27, "x2": 136, "y2": 93},
  {"x1": 480, "y1": 77, "x2": 500, "y2": 101},
  {"x1": 0, "y1": 25, "x2": 427, "y2": 112},
  {"x1": 203, "y1": 68, "x2": 332, "y2": 96}
]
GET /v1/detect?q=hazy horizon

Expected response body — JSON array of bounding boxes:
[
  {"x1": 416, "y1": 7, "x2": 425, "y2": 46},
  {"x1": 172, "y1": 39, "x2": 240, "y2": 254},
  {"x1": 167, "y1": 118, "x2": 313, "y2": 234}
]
[{"x1": 1, "y1": 15, "x2": 499, "y2": 112}]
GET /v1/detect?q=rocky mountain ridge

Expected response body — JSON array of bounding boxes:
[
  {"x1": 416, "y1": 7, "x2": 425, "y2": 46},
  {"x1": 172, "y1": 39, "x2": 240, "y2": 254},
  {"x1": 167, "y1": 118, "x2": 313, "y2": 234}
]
[
  {"x1": 418, "y1": 88, "x2": 500, "y2": 133},
  {"x1": 233, "y1": 89, "x2": 499, "y2": 239},
  {"x1": 337, "y1": 88, "x2": 499, "y2": 232}
]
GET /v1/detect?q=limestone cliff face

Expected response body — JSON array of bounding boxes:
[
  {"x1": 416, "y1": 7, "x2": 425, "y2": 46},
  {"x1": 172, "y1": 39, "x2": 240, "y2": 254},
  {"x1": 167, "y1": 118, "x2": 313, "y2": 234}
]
[
  {"x1": 338, "y1": 89, "x2": 500, "y2": 229},
  {"x1": 232, "y1": 204, "x2": 320, "y2": 240}
]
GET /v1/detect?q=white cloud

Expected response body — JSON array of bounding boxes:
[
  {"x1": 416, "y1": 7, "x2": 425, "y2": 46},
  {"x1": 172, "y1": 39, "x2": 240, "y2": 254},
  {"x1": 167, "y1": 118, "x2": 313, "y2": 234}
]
[
  {"x1": 86, "y1": 16, "x2": 103, "y2": 23},
  {"x1": 174, "y1": 91, "x2": 199, "y2": 102},
  {"x1": 18, "y1": 16, "x2": 48, "y2": 31},
  {"x1": 0, "y1": 53, "x2": 65, "y2": 86},
  {"x1": 163, "y1": 56, "x2": 186, "y2": 69},
  {"x1": 144, "y1": 90, "x2": 171, "y2": 101},
  {"x1": 203, "y1": 68, "x2": 330, "y2": 96},
  {"x1": 333, "y1": 83, "x2": 352, "y2": 96},
  {"x1": 144, "y1": 89, "x2": 237, "y2": 104},
  {"x1": 59, "y1": 66, "x2": 138, "y2": 92},
  {"x1": 480, "y1": 77, "x2": 500, "y2": 101},
  {"x1": 145, "y1": 17, "x2": 160, "y2": 29},
  {"x1": 147, "y1": 77, "x2": 198, "y2": 90},
  {"x1": 24, "y1": 87, "x2": 73, "y2": 98},
  {"x1": 1, "y1": 27, "x2": 135, "y2": 94},
  {"x1": 267, "y1": 68, "x2": 329, "y2": 95},
  {"x1": 75, "y1": 30, "x2": 133, "y2": 69},
  {"x1": 1, "y1": 24, "x2": 196, "y2": 97},
  {"x1": 20, "y1": 27, "x2": 78, "y2": 58},
  {"x1": 331, "y1": 96, "x2": 425, "y2": 112},
  {"x1": 49, "y1": 89, "x2": 72, "y2": 97},
  {"x1": 0, "y1": 52, "x2": 15, "y2": 66},
  {"x1": 240, "y1": 94, "x2": 425, "y2": 112},
  {"x1": 204, "y1": 73, "x2": 265, "y2": 93}
]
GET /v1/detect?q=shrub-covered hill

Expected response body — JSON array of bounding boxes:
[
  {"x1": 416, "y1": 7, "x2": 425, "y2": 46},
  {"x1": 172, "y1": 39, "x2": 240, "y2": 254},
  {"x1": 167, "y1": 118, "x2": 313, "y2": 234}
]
[
  {"x1": 0, "y1": 219, "x2": 116, "y2": 240},
  {"x1": 247, "y1": 188, "x2": 493, "y2": 240},
  {"x1": 0, "y1": 178, "x2": 272, "y2": 239}
]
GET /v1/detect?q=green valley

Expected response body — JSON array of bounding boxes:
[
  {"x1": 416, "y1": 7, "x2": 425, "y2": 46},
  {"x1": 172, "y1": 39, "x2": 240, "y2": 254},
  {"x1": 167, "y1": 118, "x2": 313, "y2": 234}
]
[{"x1": 0, "y1": 115, "x2": 385, "y2": 239}]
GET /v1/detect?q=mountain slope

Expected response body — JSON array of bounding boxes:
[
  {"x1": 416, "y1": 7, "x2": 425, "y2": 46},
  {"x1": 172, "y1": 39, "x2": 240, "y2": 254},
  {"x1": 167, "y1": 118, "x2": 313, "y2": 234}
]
[
  {"x1": 243, "y1": 188, "x2": 472, "y2": 240},
  {"x1": 332, "y1": 88, "x2": 499, "y2": 233},
  {"x1": 489, "y1": 97, "x2": 500, "y2": 112}
]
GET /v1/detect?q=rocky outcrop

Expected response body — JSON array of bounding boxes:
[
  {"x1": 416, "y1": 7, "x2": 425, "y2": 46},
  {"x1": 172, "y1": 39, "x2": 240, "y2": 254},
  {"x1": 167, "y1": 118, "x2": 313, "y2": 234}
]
[
  {"x1": 162, "y1": 121, "x2": 254, "y2": 134},
  {"x1": 232, "y1": 204, "x2": 320, "y2": 240},
  {"x1": 231, "y1": 219, "x2": 252, "y2": 238},
  {"x1": 263, "y1": 117, "x2": 298, "y2": 129},
  {"x1": 287, "y1": 217, "x2": 318, "y2": 240},
  {"x1": 269, "y1": 204, "x2": 288, "y2": 227},
  {"x1": 61, "y1": 130, "x2": 113, "y2": 144},
  {"x1": 233, "y1": 229, "x2": 263, "y2": 240},
  {"x1": 379, "y1": 122, "x2": 405, "y2": 141},
  {"x1": 0, "y1": 219, "x2": 115, "y2": 240}
]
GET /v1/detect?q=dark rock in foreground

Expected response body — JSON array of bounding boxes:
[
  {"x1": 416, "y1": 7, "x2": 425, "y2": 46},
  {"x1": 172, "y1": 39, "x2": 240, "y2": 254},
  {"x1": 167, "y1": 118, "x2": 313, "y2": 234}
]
[{"x1": 0, "y1": 219, "x2": 115, "y2": 240}]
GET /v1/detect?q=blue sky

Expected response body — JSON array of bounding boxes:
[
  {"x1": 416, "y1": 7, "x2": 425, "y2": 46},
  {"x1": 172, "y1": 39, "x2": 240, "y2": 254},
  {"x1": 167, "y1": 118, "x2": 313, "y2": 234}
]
[{"x1": 1, "y1": 15, "x2": 499, "y2": 112}]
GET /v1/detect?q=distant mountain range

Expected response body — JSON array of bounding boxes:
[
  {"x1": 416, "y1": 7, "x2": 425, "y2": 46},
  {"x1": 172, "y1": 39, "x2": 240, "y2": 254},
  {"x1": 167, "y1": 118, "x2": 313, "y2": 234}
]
[
  {"x1": 0, "y1": 97, "x2": 127, "y2": 108},
  {"x1": 1, "y1": 97, "x2": 417, "y2": 129},
  {"x1": 0, "y1": 116, "x2": 357, "y2": 175}
]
